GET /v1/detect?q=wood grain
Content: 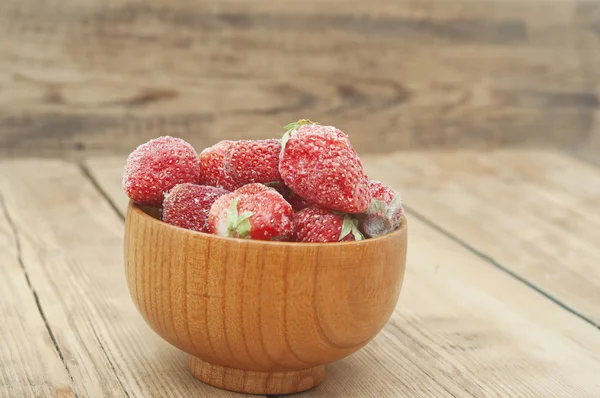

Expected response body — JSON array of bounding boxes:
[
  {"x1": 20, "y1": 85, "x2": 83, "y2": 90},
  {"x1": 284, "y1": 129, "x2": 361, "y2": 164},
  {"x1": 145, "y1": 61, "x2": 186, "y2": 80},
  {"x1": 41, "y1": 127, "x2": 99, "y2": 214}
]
[
  {"x1": 363, "y1": 149, "x2": 600, "y2": 327},
  {"x1": 84, "y1": 154, "x2": 600, "y2": 397},
  {"x1": 0, "y1": 0, "x2": 597, "y2": 158},
  {"x1": 571, "y1": 0, "x2": 600, "y2": 166},
  {"x1": 0, "y1": 160, "x2": 244, "y2": 397},
  {"x1": 0, "y1": 188, "x2": 74, "y2": 397},
  {"x1": 124, "y1": 202, "x2": 407, "y2": 394}
]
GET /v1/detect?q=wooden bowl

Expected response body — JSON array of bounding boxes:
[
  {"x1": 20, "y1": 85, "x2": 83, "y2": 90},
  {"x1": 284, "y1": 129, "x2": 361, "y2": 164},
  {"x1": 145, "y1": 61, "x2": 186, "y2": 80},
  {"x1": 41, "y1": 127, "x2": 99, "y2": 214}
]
[{"x1": 124, "y1": 200, "x2": 407, "y2": 395}]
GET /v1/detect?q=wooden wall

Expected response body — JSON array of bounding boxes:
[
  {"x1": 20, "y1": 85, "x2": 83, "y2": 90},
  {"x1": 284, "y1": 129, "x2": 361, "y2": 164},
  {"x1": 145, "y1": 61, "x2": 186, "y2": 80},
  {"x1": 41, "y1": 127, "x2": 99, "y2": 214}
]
[{"x1": 0, "y1": 0, "x2": 599, "y2": 158}]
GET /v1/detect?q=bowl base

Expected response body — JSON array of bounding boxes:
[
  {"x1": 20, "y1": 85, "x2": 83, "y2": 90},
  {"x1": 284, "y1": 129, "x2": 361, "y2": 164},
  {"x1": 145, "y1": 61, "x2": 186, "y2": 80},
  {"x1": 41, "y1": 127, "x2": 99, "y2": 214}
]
[{"x1": 188, "y1": 356, "x2": 325, "y2": 395}]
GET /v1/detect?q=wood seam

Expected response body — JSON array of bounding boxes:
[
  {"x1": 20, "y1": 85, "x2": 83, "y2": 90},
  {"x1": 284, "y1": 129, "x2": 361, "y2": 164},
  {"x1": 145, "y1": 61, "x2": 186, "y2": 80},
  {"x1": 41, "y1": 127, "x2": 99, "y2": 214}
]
[
  {"x1": 0, "y1": 191, "x2": 80, "y2": 398},
  {"x1": 78, "y1": 163, "x2": 126, "y2": 221},
  {"x1": 87, "y1": 320, "x2": 132, "y2": 398},
  {"x1": 404, "y1": 204, "x2": 600, "y2": 330}
]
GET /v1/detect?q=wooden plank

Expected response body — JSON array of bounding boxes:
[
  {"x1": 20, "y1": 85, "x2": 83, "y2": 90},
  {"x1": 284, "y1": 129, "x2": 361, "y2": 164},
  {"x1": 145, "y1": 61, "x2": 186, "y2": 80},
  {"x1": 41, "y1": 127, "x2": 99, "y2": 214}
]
[
  {"x1": 85, "y1": 155, "x2": 600, "y2": 397},
  {"x1": 363, "y1": 149, "x2": 600, "y2": 327},
  {"x1": 0, "y1": 160, "x2": 244, "y2": 397},
  {"x1": 81, "y1": 157, "x2": 128, "y2": 217},
  {"x1": 0, "y1": 191, "x2": 74, "y2": 396},
  {"x1": 0, "y1": 0, "x2": 595, "y2": 157}
]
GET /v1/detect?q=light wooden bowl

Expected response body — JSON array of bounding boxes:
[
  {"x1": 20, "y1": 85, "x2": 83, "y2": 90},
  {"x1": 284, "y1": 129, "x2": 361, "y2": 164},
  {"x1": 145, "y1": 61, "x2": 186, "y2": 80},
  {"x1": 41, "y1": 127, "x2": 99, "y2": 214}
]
[{"x1": 124, "y1": 200, "x2": 408, "y2": 395}]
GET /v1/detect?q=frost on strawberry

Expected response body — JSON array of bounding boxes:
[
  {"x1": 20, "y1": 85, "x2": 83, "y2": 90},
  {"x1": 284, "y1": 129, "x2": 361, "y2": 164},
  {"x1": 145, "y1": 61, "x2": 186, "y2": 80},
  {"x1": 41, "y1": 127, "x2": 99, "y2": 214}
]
[
  {"x1": 208, "y1": 183, "x2": 294, "y2": 241},
  {"x1": 199, "y1": 140, "x2": 238, "y2": 191},
  {"x1": 358, "y1": 180, "x2": 404, "y2": 238},
  {"x1": 162, "y1": 183, "x2": 229, "y2": 233},
  {"x1": 279, "y1": 120, "x2": 371, "y2": 214},
  {"x1": 224, "y1": 139, "x2": 283, "y2": 186},
  {"x1": 122, "y1": 136, "x2": 201, "y2": 207},
  {"x1": 293, "y1": 206, "x2": 363, "y2": 243}
]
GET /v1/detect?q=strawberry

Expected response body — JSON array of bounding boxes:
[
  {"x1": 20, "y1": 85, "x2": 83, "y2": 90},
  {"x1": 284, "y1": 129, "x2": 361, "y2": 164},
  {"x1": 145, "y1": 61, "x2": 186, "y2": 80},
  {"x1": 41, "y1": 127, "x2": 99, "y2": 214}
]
[
  {"x1": 236, "y1": 183, "x2": 272, "y2": 195},
  {"x1": 358, "y1": 180, "x2": 404, "y2": 238},
  {"x1": 224, "y1": 139, "x2": 283, "y2": 186},
  {"x1": 162, "y1": 183, "x2": 229, "y2": 233},
  {"x1": 279, "y1": 120, "x2": 371, "y2": 214},
  {"x1": 285, "y1": 190, "x2": 312, "y2": 212},
  {"x1": 198, "y1": 140, "x2": 238, "y2": 191},
  {"x1": 208, "y1": 183, "x2": 294, "y2": 241},
  {"x1": 122, "y1": 136, "x2": 201, "y2": 207},
  {"x1": 293, "y1": 206, "x2": 363, "y2": 243},
  {"x1": 266, "y1": 182, "x2": 313, "y2": 212}
]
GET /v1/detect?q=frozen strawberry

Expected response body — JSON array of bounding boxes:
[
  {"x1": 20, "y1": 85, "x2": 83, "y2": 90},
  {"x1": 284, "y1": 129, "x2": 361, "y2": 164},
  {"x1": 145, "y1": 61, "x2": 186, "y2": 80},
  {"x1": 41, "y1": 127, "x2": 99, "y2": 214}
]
[
  {"x1": 162, "y1": 183, "x2": 229, "y2": 233},
  {"x1": 208, "y1": 183, "x2": 294, "y2": 241},
  {"x1": 279, "y1": 120, "x2": 371, "y2": 214},
  {"x1": 199, "y1": 140, "x2": 238, "y2": 191},
  {"x1": 224, "y1": 139, "x2": 283, "y2": 186},
  {"x1": 358, "y1": 180, "x2": 404, "y2": 238},
  {"x1": 293, "y1": 206, "x2": 363, "y2": 243},
  {"x1": 266, "y1": 182, "x2": 313, "y2": 212},
  {"x1": 122, "y1": 136, "x2": 201, "y2": 207},
  {"x1": 285, "y1": 190, "x2": 312, "y2": 212},
  {"x1": 236, "y1": 183, "x2": 272, "y2": 195}
]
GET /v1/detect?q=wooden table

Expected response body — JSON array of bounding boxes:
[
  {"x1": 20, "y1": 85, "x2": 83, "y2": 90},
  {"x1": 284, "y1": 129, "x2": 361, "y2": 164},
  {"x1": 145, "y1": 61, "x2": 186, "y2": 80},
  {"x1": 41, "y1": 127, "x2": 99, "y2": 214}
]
[
  {"x1": 2, "y1": 149, "x2": 600, "y2": 397},
  {"x1": 2, "y1": 0, "x2": 600, "y2": 396}
]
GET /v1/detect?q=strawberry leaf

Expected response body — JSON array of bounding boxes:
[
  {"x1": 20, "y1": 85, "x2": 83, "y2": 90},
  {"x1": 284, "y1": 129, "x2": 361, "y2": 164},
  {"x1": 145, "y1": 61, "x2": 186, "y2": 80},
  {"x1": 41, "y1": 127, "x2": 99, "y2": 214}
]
[
  {"x1": 283, "y1": 119, "x2": 315, "y2": 133},
  {"x1": 341, "y1": 215, "x2": 364, "y2": 241},
  {"x1": 351, "y1": 218, "x2": 364, "y2": 241},
  {"x1": 226, "y1": 196, "x2": 240, "y2": 228},
  {"x1": 340, "y1": 215, "x2": 353, "y2": 240},
  {"x1": 281, "y1": 119, "x2": 317, "y2": 151},
  {"x1": 235, "y1": 211, "x2": 254, "y2": 238},
  {"x1": 237, "y1": 211, "x2": 254, "y2": 224},
  {"x1": 281, "y1": 130, "x2": 291, "y2": 152},
  {"x1": 226, "y1": 196, "x2": 254, "y2": 238},
  {"x1": 236, "y1": 218, "x2": 252, "y2": 238},
  {"x1": 283, "y1": 122, "x2": 298, "y2": 131}
]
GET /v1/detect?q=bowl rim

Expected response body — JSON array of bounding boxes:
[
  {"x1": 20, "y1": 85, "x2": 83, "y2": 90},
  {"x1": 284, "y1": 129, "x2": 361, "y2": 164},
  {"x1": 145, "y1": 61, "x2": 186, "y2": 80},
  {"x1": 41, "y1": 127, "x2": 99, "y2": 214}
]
[{"x1": 127, "y1": 200, "x2": 407, "y2": 248}]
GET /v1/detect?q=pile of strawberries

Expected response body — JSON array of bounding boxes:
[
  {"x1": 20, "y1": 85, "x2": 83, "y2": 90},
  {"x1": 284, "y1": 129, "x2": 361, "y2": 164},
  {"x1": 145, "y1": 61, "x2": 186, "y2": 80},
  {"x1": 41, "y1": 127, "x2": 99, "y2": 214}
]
[{"x1": 122, "y1": 119, "x2": 404, "y2": 243}]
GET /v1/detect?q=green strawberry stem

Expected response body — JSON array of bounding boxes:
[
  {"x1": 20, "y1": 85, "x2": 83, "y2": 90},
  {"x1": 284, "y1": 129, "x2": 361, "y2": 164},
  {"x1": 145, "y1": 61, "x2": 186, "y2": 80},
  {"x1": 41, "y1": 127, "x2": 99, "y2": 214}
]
[
  {"x1": 281, "y1": 119, "x2": 317, "y2": 150},
  {"x1": 340, "y1": 215, "x2": 364, "y2": 241},
  {"x1": 226, "y1": 197, "x2": 254, "y2": 238},
  {"x1": 283, "y1": 119, "x2": 315, "y2": 132}
]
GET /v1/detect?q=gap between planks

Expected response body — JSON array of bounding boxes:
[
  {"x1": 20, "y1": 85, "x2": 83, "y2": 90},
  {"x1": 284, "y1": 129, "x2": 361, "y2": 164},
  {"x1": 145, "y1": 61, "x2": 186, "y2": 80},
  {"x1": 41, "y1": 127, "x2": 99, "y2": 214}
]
[
  {"x1": 0, "y1": 192, "x2": 79, "y2": 397},
  {"x1": 78, "y1": 155, "x2": 600, "y2": 397},
  {"x1": 79, "y1": 156, "x2": 600, "y2": 333},
  {"x1": 362, "y1": 148, "x2": 600, "y2": 330},
  {"x1": 79, "y1": 164, "x2": 125, "y2": 222},
  {"x1": 0, "y1": 159, "x2": 247, "y2": 397},
  {"x1": 80, "y1": 152, "x2": 600, "y2": 396},
  {"x1": 403, "y1": 204, "x2": 598, "y2": 330},
  {"x1": 77, "y1": 163, "x2": 273, "y2": 398}
]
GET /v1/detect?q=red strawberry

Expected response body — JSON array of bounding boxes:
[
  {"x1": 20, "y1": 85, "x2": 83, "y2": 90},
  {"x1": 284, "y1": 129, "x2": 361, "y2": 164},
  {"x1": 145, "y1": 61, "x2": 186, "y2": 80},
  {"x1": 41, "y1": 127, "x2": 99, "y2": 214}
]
[
  {"x1": 199, "y1": 140, "x2": 238, "y2": 191},
  {"x1": 224, "y1": 139, "x2": 283, "y2": 186},
  {"x1": 279, "y1": 120, "x2": 371, "y2": 214},
  {"x1": 267, "y1": 182, "x2": 313, "y2": 212},
  {"x1": 162, "y1": 183, "x2": 229, "y2": 233},
  {"x1": 122, "y1": 136, "x2": 201, "y2": 207},
  {"x1": 293, "y1": 206, "x2": 363, "y2": 243},
  {"x1": 285, "y1": 190, "x2": 312, "y2": 212},
  {"x1": 359, "y1": 180, "x2": 404, "y2": 238},
  {"x1": 208, "y1": 183, "x2": 294, "y2": 241},
  {"x1": 236, "y1": 182, "x2": 272, "y2": 195}
]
